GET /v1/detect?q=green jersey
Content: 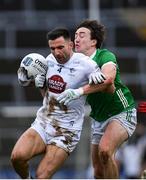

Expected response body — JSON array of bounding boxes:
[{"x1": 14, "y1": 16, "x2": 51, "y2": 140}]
[{"x1": 87, "y1": 49, "x2": 135, "y2": 122}]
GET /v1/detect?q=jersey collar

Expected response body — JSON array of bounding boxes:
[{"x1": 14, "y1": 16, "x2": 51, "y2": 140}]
[{"x1": 90, "y1": 50, "x2": 97, "y2": 59}]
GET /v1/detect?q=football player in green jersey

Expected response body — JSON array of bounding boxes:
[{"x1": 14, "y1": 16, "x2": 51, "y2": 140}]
[{"x1": 57, "y1": 19, "x2": 137, "y2": 178}]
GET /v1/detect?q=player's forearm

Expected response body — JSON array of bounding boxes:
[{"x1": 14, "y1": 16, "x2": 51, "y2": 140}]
[
  {"x1": 39, "y1": 87, "x2": 47, "y2": 97},
  {"x1": 82, "y1": 78, "x2": 115, "y2": 95},
  {"x1": 57, "y1": 78, "x2": 115, "y2": 105}
]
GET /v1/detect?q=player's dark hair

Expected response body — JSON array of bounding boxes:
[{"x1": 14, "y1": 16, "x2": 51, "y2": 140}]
[
  {"x1": 47, "y1": 28, "x2": 71, "y2": 41},
  {"x1": 76, "y1": 19, "x2": 106, "y2": 48}
]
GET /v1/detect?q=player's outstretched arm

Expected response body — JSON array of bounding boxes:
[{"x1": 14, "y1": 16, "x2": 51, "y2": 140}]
[
  {"x1": 85, "y1": 61, "x2": 116, "y2": 94},
  {"x1": 57, "y1": 63, "x2": 116, "y2": 105},
  {"x1": 83, "y1": 77, "x2": 115, "y2": 95},
  {"x1": 57, "y1": 72, "x2": 115, "y2": 105},
  {"x1": 57, "y1": 78, "x2": 115, "y2": 105}
]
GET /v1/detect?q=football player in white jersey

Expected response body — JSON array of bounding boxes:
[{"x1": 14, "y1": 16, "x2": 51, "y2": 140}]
[{"x1": 11, "y1": 28, "x2": 113, "y2": 179}]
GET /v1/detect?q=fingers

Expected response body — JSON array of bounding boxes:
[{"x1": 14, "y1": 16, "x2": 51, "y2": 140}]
[
  {"x1": 57, "y1": 88, "x2": 83, "y2": 105},
  {"x1": 35, "y1": 74, "x2": 46, "y2": 88},
  {"x1": 92, "y1": 74, "x2": 99, "y2": 84},
  {"x1": 57, "y1": 89, "x2": 75, "y2": 105},
  {"x1": 64, "y1": 98, "x2": 71, "y2": 105},
  {"x1": 96, "y1": 73, "x2": 106, "y2": 84},
  {"x1": 57, "y1": 93, "x2": 67, "y2": 103},
  {"x1": 89, "y1": 72, "x2": 106, "y2": 84},
  {"x1": 89, "y1": 77, "x2": 92, "y2": 85},
  {"x1": 58, "y1": 96, "x2": 71, "y2": 105},
  {"x1": 17, "y1": 67, "x2": 32, "y2": 86},
  {"x1": 57, "y1": 91, "x2": 69, "y2": 104},
  {"x1": 101, "y1": 73, "x2": 106, "y2": 80}
]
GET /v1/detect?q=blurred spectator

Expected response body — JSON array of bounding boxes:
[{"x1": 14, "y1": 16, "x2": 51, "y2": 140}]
[{"x1": 116, "y1": 123, "x2": 146, "y2": 178}]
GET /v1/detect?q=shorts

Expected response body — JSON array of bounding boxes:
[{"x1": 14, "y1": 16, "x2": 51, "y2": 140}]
[
  {"x1": 91, "y1": 108, "x2": 137, "y2": 144},
  {"x1": 31, "y1": 120, "x2": 81, "y2": 154}
]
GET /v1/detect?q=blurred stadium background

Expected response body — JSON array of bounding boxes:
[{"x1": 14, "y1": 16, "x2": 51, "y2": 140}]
[{"x1": 0, "y1": 0, "x2": 146, "y2": 178}]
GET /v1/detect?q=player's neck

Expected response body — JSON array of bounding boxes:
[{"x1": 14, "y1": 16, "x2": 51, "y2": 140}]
[{"x1": 86, "y1": 48, "x2": 96, "y2": 57}]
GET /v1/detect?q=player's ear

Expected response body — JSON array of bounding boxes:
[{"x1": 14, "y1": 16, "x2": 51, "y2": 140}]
[
  {"x1": 69, "y1": 41, "x2": 74, "y2": 48},
  {"x1": 91, "y1": 39, "x2": 97, "y2": 47}
]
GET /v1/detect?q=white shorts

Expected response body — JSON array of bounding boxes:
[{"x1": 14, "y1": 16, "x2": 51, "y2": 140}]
[
  {"x1": 91, "y1": 108, "x2": 137, "y2": 144},
  {"x1": 31, "y1": 120, "x2": 81, "y2": 154}
]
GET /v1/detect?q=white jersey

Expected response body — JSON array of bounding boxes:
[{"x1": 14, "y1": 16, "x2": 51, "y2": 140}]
[{"x1": 36, "y1": 52, "x2": 97, "y2": 130}]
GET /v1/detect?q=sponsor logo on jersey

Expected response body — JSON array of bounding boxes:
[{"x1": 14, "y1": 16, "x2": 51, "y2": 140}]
[{"x1": 48, "y1": 75, "x2": 66, "y2": 94}]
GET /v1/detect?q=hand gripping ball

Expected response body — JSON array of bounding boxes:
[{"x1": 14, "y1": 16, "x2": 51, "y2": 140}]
[{"x1": 20, "y1": 53, "x2": 48, "y2": 78}]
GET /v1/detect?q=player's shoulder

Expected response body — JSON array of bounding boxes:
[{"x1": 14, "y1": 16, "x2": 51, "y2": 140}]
[
  {"x1": 98, "y1": 48, "x2": 116, "y2": 57},
  {"x1": 73, "y1": 52, "x2": 89, "y2": 59},
  {"x1": 46, "y1": 53, "x2": 58, "y2": 66},
  {"x1": 73, "y1": 52, "x2": 94, "y2": 62},
  {"x1": 72, "y1": 53, "x2": 97, "y2": 71},
  {"x1": 46, "y1": 53, "x2": 54, "y2": 61}
]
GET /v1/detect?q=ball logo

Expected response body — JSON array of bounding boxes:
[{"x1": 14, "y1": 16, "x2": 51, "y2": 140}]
[
  {"x1": 48, "y1": 75, "x2": 66, "y2": 94},
  {"x1": 22, "y1": 57, "x2": 33, "y2": 66},
  {"x1": 34, "y1": 59, "x2": 48, "y2": 71}
]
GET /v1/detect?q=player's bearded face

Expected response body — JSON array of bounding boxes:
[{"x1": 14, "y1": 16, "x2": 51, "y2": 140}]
[{"x1": 49, "y1": 37, "x2": 73, "y2": 64}]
